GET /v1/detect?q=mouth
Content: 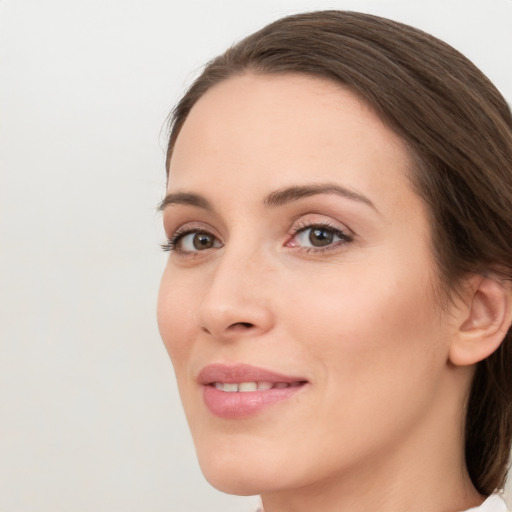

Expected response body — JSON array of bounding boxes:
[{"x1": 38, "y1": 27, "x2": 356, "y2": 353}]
[
  {"x1": 198, "y1": 364, "x2": 309, "y2": 418},
  {"x1": 211, "y1": 381, "x2": 305, "y2": 392}
]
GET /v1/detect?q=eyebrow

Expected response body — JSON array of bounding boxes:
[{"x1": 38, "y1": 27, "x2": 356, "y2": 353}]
[
  {"x1": 158, "y1": 183, "x2": 376, "y2": 212},
  {"x1": 264, "y1": 183, "x2": 377, "y2": 211},
  {"x1": 158, "y1": 192, "x2": 212, "y2": 211}
]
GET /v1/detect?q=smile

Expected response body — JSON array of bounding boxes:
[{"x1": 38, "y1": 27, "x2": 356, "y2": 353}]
[
  {"x1": 212, "y1": 381, "x2": 303, "y2": 392},
  {"x1": 198, "y1": 364, "x2": 309, "y2": 418}
]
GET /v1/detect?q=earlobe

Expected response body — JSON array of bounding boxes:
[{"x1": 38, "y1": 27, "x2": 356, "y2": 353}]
[{"x1": 449, "y1": 275, "x2": 512, "y2": 366}]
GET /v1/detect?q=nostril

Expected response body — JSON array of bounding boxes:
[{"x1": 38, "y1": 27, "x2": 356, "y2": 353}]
[{"x1": 230, "y1": 322, "x2": 254, "y2": 329}]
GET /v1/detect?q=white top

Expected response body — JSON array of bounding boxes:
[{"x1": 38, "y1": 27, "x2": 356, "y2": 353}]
[{"x1": 463, "y1": 494, "x2": 508, "y2": 511}]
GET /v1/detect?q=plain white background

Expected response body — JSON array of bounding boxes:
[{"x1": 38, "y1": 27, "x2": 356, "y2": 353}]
[{"x1": 1, "y1": 1, "x2": 511, "y2": 511}]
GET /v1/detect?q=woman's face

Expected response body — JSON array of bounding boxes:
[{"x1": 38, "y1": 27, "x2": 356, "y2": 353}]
[{"x1": 158, "y1": 73, "x2": 457, "y2": 495}]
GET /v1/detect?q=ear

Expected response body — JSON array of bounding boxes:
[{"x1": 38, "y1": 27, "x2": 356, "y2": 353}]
[{"x1": 449, "y1": 274, "x2": 512, "y2": 366}]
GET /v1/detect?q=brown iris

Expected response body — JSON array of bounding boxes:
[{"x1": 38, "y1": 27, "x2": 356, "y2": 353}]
[
  {"x1": 193, "y1": 233, "x2": 216, "y2": 250},
  {"x1": 309, "y1": 227, "x2": 334, "y2": 247}
]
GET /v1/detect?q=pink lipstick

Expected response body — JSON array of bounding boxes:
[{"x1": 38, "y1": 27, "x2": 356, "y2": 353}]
[{"x1": 198, "y1": 364, "x2": 308, "y2": 419}]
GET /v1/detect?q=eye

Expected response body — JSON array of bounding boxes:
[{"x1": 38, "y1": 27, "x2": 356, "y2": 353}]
[
  {"x1": 288, "y1": 223, "x2": 352, "y2": 251},
  {"x1": 181, "y1": 232, "x2": 220, "y2": 251},
  {"x1": 162, "y1": 229, "x2": 223, "y2": 253}
]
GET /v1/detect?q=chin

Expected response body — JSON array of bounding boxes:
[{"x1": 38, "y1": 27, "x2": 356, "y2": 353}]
[
  {"x1": 200, "y1": 460, "x2": 271, "y2": 496},
  {"x1": 204, "y1": 473, "x2": 264, "y2": 496},
  {"x1": 195, "y1": 442, "x2": 290, "y2": 496}
]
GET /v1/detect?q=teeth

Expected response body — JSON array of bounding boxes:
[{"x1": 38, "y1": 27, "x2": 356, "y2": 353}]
[
  {"x1": 238, "y1": 382, "x2": 258, "y2": 392},
  {"x1": 212, "y1": 381, "x2": 294, "y2": 392},
  {"x1": 214, "y1": 382, "x2": 238, "y2": 392}
]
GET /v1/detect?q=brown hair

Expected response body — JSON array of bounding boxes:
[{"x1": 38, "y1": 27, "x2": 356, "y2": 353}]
[{"x1": 165, "y1": 10, "x2": 512, "y2": 495}]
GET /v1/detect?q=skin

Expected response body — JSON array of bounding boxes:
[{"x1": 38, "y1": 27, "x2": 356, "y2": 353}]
[{"x1": 157, "y1": 73, "x2": 484, "y2": 512}]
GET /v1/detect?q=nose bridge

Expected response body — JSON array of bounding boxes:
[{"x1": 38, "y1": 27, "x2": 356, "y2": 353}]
[{"x1": 196, "y1": 238, "x2": 274, "y2": 339}]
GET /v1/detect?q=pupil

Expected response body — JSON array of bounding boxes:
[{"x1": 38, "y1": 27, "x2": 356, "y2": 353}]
[
  {"x1": 193, "y1": 233, "x2": 213, "y2": 250},
  {"x1": 310, "y1": 228, "x2": 333, "y2": 246}
]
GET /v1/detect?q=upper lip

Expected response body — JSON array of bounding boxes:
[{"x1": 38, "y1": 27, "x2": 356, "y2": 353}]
[{"x1": 197, "y1": 363, "x2": 308, "y2": 385}]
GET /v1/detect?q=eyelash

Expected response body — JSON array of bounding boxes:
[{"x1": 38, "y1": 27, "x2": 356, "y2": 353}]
[
  {"x1": 161, "y1": 222, "x2": 353, "y2": 254},
  {"x1": 288, "y1": 222, "x2": 353, "y2": 253},
  {"x1": 160, "y1": 226, "x2": 216, "y2": 253}
]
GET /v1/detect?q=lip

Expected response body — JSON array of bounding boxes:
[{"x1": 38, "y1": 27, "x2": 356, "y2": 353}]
[{"x1": 198, "y1": 363, "x2": 309, "y2": 419}]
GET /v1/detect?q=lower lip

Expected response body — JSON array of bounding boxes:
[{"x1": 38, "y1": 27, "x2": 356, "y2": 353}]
[{"x1": 203, "y1": 384, "x2": 306, "y2": 419}]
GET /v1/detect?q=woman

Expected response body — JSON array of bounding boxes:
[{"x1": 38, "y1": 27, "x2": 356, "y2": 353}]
[{"x1": 157, "y1": 11, "x2": 512, "y2": 512}]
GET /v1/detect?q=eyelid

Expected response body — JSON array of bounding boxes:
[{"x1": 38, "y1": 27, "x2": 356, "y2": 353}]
[{"x1": 291, "y1": 215, "x2": 353, "y2": 237}]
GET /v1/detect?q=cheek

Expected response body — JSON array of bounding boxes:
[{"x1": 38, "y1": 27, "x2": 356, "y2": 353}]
[
  {"x1": 284, "y1": 254, "x2": 447, "y2": 391},
  {"x1": 157, "y1": 266, "x2": 196, "y2": 370},
  {"x1": 273, "y1": 258, "x2": 451, "y2": 469}
]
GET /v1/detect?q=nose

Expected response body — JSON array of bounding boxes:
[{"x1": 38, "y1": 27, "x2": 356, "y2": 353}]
[{"x1": 195, "y1": 247, "x2": 275, "y2": 341}]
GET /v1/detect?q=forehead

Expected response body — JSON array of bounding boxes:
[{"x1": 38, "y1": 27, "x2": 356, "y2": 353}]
[{"x1": 168, "y1": 72, "x2": 414, "y2": 212}]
